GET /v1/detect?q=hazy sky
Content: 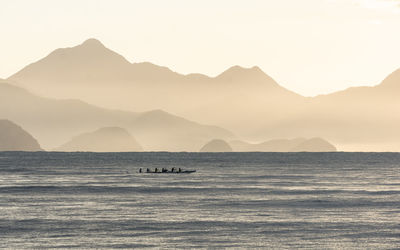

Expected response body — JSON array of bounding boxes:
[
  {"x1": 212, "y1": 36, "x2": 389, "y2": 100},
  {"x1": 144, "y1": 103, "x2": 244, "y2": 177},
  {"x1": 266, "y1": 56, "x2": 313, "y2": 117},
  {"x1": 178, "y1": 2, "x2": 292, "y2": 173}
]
[{"x1": 1, "y1": 0, "x2": 399, "y2": 96}]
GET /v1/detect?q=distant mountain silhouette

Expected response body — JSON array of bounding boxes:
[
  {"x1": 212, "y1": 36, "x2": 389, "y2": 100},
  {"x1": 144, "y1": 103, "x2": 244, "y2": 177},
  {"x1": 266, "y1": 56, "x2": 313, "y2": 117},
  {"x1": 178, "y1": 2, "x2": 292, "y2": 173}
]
[
  {"x1": 290, "y1": 138, "x2": 337, "y2": 152},
  {"x1": 215, "y1": 65, "x2": 278, "y2": 86},
  {"x1": 0, "y1": 119, "x2": 42, "y2": 151},
  {"x1": 9, "y1": 38, "x2": 184, "y2": 94},
  {"x1": 5, "y1": 39, "x2": 400, "y2": 151},
  {"x1": 252, "y1": 68, "x2": 400, "y2": 151},
  {"x1": 8, "y1": 38, "x2": 304, "y2": 134},
  {"x1": 55, "y1": 127, "x2": 142, "y2": 152},
  {"x1": 128, "y1": 110, "x2": 234, "y2": 151},
  {"x1": 200, "y1": 139, "x2": 233, "y2": 152},
  {"x1": 0, "y1": 80, "x2": 234, "y2": 151},
  {"x1": 230, "y1": 138, "x2": 336, "y2": 152}
]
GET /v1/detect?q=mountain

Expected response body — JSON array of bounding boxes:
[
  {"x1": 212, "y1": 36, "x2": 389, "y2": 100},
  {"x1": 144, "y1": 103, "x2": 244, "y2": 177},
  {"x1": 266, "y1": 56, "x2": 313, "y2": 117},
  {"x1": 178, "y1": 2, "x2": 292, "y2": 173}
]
[
  {"x1": 377, "y1": 68, "x2": 400, "y2": 90},
  {"x1": 128, "y1": 110, "x2": 234, "y2": 151},
  {"x1": 10, "y1": 38, "x2": 183, "y2": 88},
  {"x1": 55, "y1": 127, "x2": 142, "y2": 152},
  {"x1": 290, "y1": 138, "x2": 336, "y2": 152},
  {"x1": 0, "y1": 119, "x2": 42, "y2": 151},
  {"x1": 200, "y1": 139, "x2": 233, "y2": 152},
  {"x1": 230, "y1": 138, "x2": 336, "y2": 152},
  {"x1": 8, "y1": 38, "x2": 306, "y2": 134},
  {"x1": 251, "y1": 68, "x2": 400, "y2": 151},
  {"x1": 6, "y1": 39, "x2": 400, "y2": 151},
  {"x1": 0, "y1": 80, "x2": 234, "y2": 151},
  {"x1": 8, "y1": 38, "x2": 188, "y2": 112},
  {"x1": 0, "y1": 79, "x2": 140, "y2": 149}
]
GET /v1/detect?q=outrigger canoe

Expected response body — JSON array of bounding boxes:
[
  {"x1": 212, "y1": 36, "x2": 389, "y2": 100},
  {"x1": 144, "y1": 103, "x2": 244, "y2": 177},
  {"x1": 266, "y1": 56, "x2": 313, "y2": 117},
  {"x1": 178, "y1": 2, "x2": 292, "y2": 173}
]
[{"x1": 143, "y1": 170, "x2": 196, "y2": 174}]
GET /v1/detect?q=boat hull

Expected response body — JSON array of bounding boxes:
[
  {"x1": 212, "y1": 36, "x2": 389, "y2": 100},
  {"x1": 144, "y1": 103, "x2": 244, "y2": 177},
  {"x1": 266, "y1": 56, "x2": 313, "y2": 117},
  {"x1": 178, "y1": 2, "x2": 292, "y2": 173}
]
[{"x1": 143, "y1": 170, "x2": 196, "y2": 174}]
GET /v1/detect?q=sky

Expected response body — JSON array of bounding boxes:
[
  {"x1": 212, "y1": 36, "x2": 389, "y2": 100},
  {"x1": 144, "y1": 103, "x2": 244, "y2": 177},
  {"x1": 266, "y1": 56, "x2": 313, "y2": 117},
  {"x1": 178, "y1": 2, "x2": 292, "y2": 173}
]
[{"x1": 0, "y1": 0, "x2": 399, "y2": 96}]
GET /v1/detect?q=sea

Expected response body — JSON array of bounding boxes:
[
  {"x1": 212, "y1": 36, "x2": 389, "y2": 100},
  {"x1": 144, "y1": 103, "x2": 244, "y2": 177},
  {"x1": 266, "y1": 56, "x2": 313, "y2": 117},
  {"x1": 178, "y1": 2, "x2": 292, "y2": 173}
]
[{"x1": 0, "y1": 151, "x2": 399, "y2": 249}]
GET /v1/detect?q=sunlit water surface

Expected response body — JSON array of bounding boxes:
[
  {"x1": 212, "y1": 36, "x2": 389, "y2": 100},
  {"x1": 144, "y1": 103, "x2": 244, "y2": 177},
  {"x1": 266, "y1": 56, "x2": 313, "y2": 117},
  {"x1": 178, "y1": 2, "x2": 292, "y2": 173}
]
[{"x1": 0, "y1": 152, "x2": 399, "y2": 248}]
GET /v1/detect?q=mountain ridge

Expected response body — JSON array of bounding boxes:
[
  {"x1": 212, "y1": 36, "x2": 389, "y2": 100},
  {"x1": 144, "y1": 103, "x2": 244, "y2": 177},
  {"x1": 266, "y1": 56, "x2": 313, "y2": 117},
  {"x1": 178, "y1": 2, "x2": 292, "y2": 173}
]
[
  {"x1": 55, "y1": 126, "x2": 143, "y2": 152},
  {"x1": 7, "y1": 38, "x2": 400, "y2": 97},
  {"x1": 7, "y1": 38, "x2": 303, "y2": 135},
  {"x1": 5, "y1": 38, "x2": 400, "y2": 151},
  {"x1": 0, "y1": 80, "x2": 234, "y2": 151},
  {"x1": 8, "y1": 38, "x2": 292, "y2": 89}
]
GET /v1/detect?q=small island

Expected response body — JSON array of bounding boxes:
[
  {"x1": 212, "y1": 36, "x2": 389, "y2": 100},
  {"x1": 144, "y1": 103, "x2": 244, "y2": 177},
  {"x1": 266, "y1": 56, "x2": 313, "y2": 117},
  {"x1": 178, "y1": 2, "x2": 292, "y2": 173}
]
[
  {"x1": 55, "y1": 127, "x2": 143, "y2": 152},
  {"x1": 0, "y1": 119, "x2": 42, "y2": 151},
  {"x1": 200, "y1": 139, "x2": 233, "y2": 152}
]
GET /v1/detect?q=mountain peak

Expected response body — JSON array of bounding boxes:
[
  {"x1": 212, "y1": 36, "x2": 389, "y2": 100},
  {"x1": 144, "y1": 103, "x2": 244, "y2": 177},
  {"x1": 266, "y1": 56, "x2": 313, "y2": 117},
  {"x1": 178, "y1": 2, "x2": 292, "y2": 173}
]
[
  {"x1": 215, "y1": 65, "x2": 277, "y2": 86},
  {"x1": 223, "y1": 65, "x2": 261, "y2": 74},
  {"x1": 217, "y1": 65, "x2": 266, "y2": 78},
  {"x1": 9, "y1": 37, "x2": 132, "y2": 85},
  {"x1": 80, "y1": 38, "x2": 105, "y2": 48}
]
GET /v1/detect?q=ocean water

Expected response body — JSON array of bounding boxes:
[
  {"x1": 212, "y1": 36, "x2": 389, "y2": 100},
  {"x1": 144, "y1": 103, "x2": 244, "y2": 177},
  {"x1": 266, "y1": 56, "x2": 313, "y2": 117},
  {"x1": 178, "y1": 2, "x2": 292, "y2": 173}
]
[{"x1": 0, "y1": 152, "x2": 399, "y2": 249}]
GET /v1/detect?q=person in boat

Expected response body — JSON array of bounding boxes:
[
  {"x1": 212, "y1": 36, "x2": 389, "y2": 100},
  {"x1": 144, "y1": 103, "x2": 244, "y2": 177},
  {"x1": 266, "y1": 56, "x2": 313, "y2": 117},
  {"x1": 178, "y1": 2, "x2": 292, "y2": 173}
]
[
  {"x1": 178, "y1": 168, "x2": 182, "y2": 173},
  {"x1": 171, "y1": 167, "x2": 175, "y2": 172},
  {"x1": 139, "y1": 168, "x2": 142, "y2": 173},
  {"x1": 146, "y1": 168, "x2": 150, "y2": 173},
  {"x1": 155, "y1": 168, "x2": 158, "y2": 173}
]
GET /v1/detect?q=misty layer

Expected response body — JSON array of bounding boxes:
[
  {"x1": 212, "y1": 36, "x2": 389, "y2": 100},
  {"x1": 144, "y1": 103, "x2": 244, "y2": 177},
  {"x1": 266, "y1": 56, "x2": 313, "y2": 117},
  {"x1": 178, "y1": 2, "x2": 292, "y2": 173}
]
[
  {"x1": 0, "y1": 79, "x2": 233, "y2": 151},
  {"x1": 230, "y1": 138, "x2": 336, "y2": 152},
  {"x1": 4, "y1": 39, "x2": 400, "y2": 151},
  {"x1": 55, "y1": 127, "x2": 142, "y2": 152}
]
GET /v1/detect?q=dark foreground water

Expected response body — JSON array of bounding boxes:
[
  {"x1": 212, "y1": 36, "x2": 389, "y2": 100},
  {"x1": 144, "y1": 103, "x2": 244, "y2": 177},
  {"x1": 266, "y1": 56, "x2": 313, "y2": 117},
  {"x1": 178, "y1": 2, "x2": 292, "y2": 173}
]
[{"x1": 0, "y1": 152, "x2": 399, "y2": 249}]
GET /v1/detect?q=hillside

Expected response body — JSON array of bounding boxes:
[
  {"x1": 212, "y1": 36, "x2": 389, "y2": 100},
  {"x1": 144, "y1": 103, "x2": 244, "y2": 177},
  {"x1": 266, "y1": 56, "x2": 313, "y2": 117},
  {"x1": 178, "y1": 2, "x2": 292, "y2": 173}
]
[
  {"x1": 251, "y1": 68, "x2": 400, "y2": 151},
  {"x1": 55, "y1": 127, "x2": 142, "y2": 152},
  {"x1": 200, "y1": 139, "x2": 233, "y2": 152},
  {"x1": 8, "y1": 38, "x2": 306, "y2": 133},
  {"x1": 6, "y1": 39, "x2": 400, "y2": 151},
  {"x1": 0, "y1": 80, "x2": 234, "y2": 151},
  {"x1": 0, "y1": 119, "x2": 42, "y2": 151}
]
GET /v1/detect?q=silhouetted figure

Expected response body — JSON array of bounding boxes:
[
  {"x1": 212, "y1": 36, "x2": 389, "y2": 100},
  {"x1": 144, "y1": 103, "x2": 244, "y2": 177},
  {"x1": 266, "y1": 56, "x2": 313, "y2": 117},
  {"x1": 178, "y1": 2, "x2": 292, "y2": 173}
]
[
  {"x1": 171, "y1": 167, "x2": 175, "y2": 172},
  {"x1": 155, "y1": 168, "x2": 158, "y2": 173},
  {"x1": 139, "y1": 168, "x2": 142, "y2": 173},
  {"x1": 146, "y1": 168, "x2": 150, "y2": 173},
  {"x1": 162, "y1": 168, "x2": 167, "y2": 173},
  {"x1": 178, "y1": 168, "x2": 182, "y2": 173}
]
